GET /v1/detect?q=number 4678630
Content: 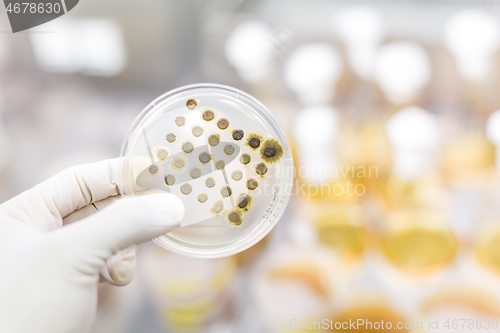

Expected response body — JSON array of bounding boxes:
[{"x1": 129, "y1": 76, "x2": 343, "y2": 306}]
[
  {"x1": 6, "y1": 2, "x2": 61, "y2": 14},
  {"x1": 444, "y1": 319, "x2": 498, "y2": 330}
]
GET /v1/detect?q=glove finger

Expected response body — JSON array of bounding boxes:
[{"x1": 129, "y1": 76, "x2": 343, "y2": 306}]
[
  {"x1": 0, "y1": 158, "x2": 123, "y2": 232},
  {"x1": 64, "y1": 195, "x2": 139, "y2": 286},
  {"x1": 51, "y1": 193, "x2": 185, "y2": 260},
  {"x1": 93, "y1": 196, "x2": 139, "y2": 286}
]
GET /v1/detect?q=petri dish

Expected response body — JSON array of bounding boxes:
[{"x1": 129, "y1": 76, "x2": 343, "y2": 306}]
[{"x1": 120, "y1": 83, "x2": 294, "y2": 258}]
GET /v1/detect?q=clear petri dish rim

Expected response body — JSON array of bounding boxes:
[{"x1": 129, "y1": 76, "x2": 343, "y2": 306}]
[{"x1": 120, "y1": 83, "x2": 294, "y2": 258}]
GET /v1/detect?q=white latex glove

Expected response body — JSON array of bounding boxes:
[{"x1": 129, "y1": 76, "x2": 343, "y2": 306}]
[{"x1": 0, "y1": 159, "x2": 184, "y2": 333}]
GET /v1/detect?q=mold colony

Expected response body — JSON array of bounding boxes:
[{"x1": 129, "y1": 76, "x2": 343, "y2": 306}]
[
  {"x1": 164, "y1": 174, "x2": 176, "y2": 186},
  {"x1": 199, "y1": 152, "x2": 211, "y2": 164},
  {"x1": 147, "y1": 98, "x2": 283, "y2": 227},
  {"x1": 239, "y1": 153, "x2": 251, "y2": 165},
  {"x1": 232, "y1": 129, "x2": 244, "y2": 140},
  {"x1": 149, "y1": 164, "x2": 159, "y2": 174},
  {"x1": 217, "y1": 118, "x2": 229, "y2": 130},
  {"x1": 260, "y1": 139, "x2": 284, "y2": 163},
  {"x1": 208, "y1": 134, "x2": 220, "y2": 146},
  {"x1": 166, "y1": 132, "x2": 176, "y2": 143},
  {"x1": 157, "y1": 149, "x2": 169, "y2": 160},
  {"x1": 247, "y1": 133, "x2": 262, "y2": 149},
  {"x1": 185, "y1": 99, "x2": 197, "y2": 110},
  {"x1": 202, "y1": 109, "x2": 215, "y2": 121}
]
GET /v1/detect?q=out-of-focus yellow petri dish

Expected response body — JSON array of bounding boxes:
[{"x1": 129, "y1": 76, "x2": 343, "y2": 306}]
[
  {"x1": 252, "y1": 249, "x2": 339, "y2": 333},
  {"x1": 420, "y1": 287, "x2": 500, "y2": 333},
  {"x1": 382, "y1": 209, "x2": 457, "y2": 271},
  {"x1": 141, "y1": 246, "x2": 236, "y2": 331},
  {"x1": 312, "y1": 205, "x2": 366, "y2": 257},
  {"x1": 475, "y1": 224, "x2": 500, "y2": 273},
  {"x1": 422, "y1": 287, "x2": 500, "y2": 317},
  {"x1": 443, "y1": 134, "x2": 495, "y2": 183},
  {"x1": 381, "y1": 173, "x2": 446, "y2": 210},
  {"x1": 329, "y1": 305, "x2": 409, "y2": 332}
]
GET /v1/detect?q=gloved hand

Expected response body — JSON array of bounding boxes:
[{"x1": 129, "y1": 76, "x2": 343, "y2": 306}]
[{"x1": 0, "y1": 159, "x2": 184, "y2": 333}]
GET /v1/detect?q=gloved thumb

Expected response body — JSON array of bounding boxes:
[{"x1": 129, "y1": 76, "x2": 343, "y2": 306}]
[{"x1": 51, "y1": 193, "x2": 185, "y2": 258}]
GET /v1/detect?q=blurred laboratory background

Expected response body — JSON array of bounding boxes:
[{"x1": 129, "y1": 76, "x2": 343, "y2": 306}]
[{"x1": 4, "y1": 0, "x2": 500, "y2": 332}]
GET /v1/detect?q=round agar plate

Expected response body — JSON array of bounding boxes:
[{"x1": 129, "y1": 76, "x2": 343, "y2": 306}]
[{"x1": 121, "y1": 84, "x2": 294, "y2": 258}]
